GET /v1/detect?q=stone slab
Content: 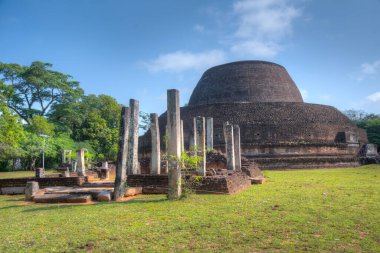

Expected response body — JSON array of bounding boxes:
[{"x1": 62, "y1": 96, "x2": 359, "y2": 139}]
[
  {"x1": 82, "y1": 182, "x2": 114, "y2": 188},
  {"x1": 124, "y1": 187, "x2": 142, "y2": 197},
  {"x1": 1, "y1": 187, "x2": 25, "y2": 195},
  {"x1": 96, "y1": 191, "x2": 111, "y2": 202},
  {"x1": 34, "y1": 194, "x2": 92, "y2": 203},
  {"x1": 25, "y1": 181, "x2": 39, "y2": 201},
  {"x1": 142, "y1": 187, "x2": 167, "y2": 194},
  {"x1": 250, "y1": 177, "x2": 266, "y2": 184},
  {"x1": 44, "y1": 187, "x2": 113, "y2": 199}
]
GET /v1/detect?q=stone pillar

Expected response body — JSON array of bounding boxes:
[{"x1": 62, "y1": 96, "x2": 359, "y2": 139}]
[
  {"x1": 233, "y1": 125, "x2": 241, "y2": 171},
  {"x1": 196, "y1": 116, "x2": 206, "y2": 176},
  {"x1": 76, "y1": 149, "x2": 86, "y2": 176},
  {"x1": 72, "y1": 160, "x2": 77, "y2": 172},
  {"x1": 206, "y1": 117, "x2": 213, "y2": 150},
  {"x1": 180, "y1": 120, "x2": 184, "y2": 153},
  {"x1": 62, "y1": 168, "x2": 70, "y2": 177},
  {"x1": 114, "y1": 107, "x2": 130, "y2": 201},
  {"x1": 190, "y1": 117, "x2": 197, "y2": 150},
  {"x1": 223, "y1": 122, "x2": 235, "y2": 172},
  {"x1": 127, "y1": 99, "x2": 140, "y2": 175},
  {"x1": 25, "y1": 181, "x2": 39, "y2": 201},
  {"x1": 100, "y1": 161, "x2": 109, "y2": 179},
  {"x1": 150, "y1": 113, "x2": 161, "y2": 175},
  {"x1": 35, "y1": 168, "x2": 45, "y2": 178},
  {"x1": 167, "y1": 89, "x2": 182, "y2": 199},
  {"x1": 161, "y1": 125, "x2": 168, "y2": 175},
  {"x1": 102, "y1": 161, "x2": 108, "y2": 169},
  {"x1": 100, "y1": 168, "x2": 110, "y2": 180}
]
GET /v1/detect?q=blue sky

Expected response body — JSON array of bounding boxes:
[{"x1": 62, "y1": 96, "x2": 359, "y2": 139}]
[{"x1": 1, "y1": 0, "x2": 379, "y2": 115}]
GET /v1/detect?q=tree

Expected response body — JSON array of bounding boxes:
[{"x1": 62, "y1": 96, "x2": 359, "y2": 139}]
[
  {"x1": 25, "y1": 115, "x2": 55, "y2": 136},
  {"x1": 139, "y1": 111, "x2": 151, "y2": 132},
  {"x1": 0, "y1": 103, "x2": 25, "y2": 161},
  {"x1": 49, "y1": 94, "x2": 122, "y2": 161},
  {"x1": 0, "y1": 61, "x2": 83, "y2": 124},
  {"x1": 344, "y1": 110, "x2": 380, "y2": 148}
]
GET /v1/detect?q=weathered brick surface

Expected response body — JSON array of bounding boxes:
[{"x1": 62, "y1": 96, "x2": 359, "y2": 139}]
[
  {"x1": 196, "y1": 173, "x2": 252, "y2": 194},
  {"x1": 138, "y1": 61, "x2": 368, "y2": 170},
  {"x1": 127, "y1": 173, "x2": 251, "y2": 194},
  {"x1": 0, "y1": 176, "x2": 87, "y2": 189},
  {"x1": 127, "y1": 174, "x2": 168, "y2": 187},
  {"x1": 189, "y1": 61, "x2": 303, "y2": 105},
  {"x1": 34, "y1": 194, "x2": 91, "y2": 203}
]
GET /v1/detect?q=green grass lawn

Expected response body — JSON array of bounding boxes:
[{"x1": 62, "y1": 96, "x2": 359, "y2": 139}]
[
  {"x1": 0, "y1": 165, "x2": 379, "y2": 252},
  {"x1": 0, "y1": 170, "x2": 59, "y2": 179}
]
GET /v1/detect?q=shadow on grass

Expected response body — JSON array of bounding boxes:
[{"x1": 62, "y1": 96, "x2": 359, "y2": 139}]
[
  {"x1": 5, "y1": 197, "x2": 25, "y2": 202},
  {"x1": 17, "y1": 196, "x2": 168, "y2": 212},
  {"x1": 0, "y1": 204, "x2": 25, "y2": 211},
  {"x1": 120, "y1": 197, "x2": 168, "y2": 204},
  {"x1": 21, "y1": 205, "x2": 77, "y2": 212}
]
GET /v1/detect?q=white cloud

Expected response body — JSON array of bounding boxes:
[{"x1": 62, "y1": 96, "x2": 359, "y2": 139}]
[
  {"x1": 355, "y1": 60, "x2": 380, "y2": 81},
  {"x1": 231, "y1": 40, "x2": 280, "y2": 58},
  {"x1": 360, "y1": 60, "x2": 380, "y2": 75},
  {"x1": 142, "y1": 0, "x2": 303, "y2": 73},
  {"x1": 143, "y1": 50, "x2": 226, "y2": 73},
  {"x1": 367, "y1": 92, "x2": 380, "y2": 102},
  {"x1": 230, "y1": 0, "x2": 301, "y2": 57}
]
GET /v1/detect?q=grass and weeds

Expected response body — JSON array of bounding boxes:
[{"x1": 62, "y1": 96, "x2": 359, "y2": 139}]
[
  {"x1": 0, "y1": 170, "x2": 59, "y2": 179},
  {"x1": 0, "y1": 165, "x2": 379, "y2": 252}
]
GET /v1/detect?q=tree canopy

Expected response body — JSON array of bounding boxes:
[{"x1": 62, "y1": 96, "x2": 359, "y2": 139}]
[
  {"x1": 344, "y1": 110, "x2": 380, "y2": 148},
  {"x1": 0, "y1": 61, "x2": 83, "y2": 124}
]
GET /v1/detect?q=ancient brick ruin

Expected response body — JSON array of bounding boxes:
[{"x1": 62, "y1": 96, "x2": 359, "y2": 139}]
[{"x1": 139, "y1": 61, "x2": 368, "y2": 170}]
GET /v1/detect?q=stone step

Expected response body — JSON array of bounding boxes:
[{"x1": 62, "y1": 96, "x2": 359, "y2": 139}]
[
  {"x1": 250, "y1": 177, "x2": 266, "y2": 184},
  {"x1": 82, "y1": 182, "x2": 114, "y2": 188},
  {"x1": 0, "y1": 186, "x2": 25, "y2": 195},
  {"x1": 34, "y1": 194, "x2": 92, "y2": 203},
  {"x1": 44, "y1": 187, "x2": 113, "y2": 199},
  {"x1": 124, "y1": 187, "x2": 142, "y2": 197}
]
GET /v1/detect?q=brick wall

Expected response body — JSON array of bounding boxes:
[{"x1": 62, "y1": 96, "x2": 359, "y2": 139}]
[
  {"x1": 0, "y1": 176, "x2": 87, "y2": 188},
  {"x1": 127, "y1": 173, "x2": 251, "y2": 194}
]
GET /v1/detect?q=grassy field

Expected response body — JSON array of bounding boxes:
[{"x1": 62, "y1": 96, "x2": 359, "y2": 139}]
[
  {"x1": 0, "y1": 165, "x2": 379, "y2": 252},
  {"x1": 0, "y1": 170, "x2": 59, "y2": 179}
]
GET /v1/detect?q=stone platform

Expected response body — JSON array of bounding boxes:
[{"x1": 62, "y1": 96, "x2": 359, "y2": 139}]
[
  {"x1": 34, "y1": 194, "x2": 92, "y2": 203},
  {"x1": 0, "y1": 176, "x2": 88, "y2": 195},
  {"x1": 127, "y1": 172, "x2": 255, "y2": 194}
]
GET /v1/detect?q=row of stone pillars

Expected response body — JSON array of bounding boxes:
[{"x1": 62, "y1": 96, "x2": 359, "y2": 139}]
[
  {"x1": 114, "y1": 89, "x2": 185, "y2": 199},
  {"x1": 61, "y1": 149, "x2": 88, "y2": 176},
  {"x1": 113, "y1": 89, "x2": 241, "y2": 200}
]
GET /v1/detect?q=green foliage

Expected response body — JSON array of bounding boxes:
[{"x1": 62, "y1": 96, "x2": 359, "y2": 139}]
[
  {"x1": 25, "y1": 115, "x2": 55, "y2": 136},
  {"x1": 178, "y1": 147, "x2": 205, "y2": 196},
  {"x1": 49, "y1": 94, "x2": 121, "y2": 161},
  {"x1": 179, "y1": 147, "x2": 203, "y2": 172},
  {"x1": 20, "y1": 132, "x2": 58, "y2": 170},
  {"x1": 0, "y1": 61, "x2": 83, "y2": 124},
  {"x1": 139, "y1": 111, "x2": 151, "y2": 132},
  {"x1": 0, "y1": 105, "x2": 25, "y2": 160},
  {"x1": 344, "y1": 110, "x2": 380, "y2": 148},
  {"x1": 0, "y1": 166, "x2": 380, "y2": 252}
]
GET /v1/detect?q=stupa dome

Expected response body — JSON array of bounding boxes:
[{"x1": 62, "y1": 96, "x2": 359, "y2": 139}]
[
  {"x1": 139, "y1": 60, "x2": 368, "y2": 170},
  {"x1": 189, "y1": 61, "x2": 303, "y2": 106}
]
